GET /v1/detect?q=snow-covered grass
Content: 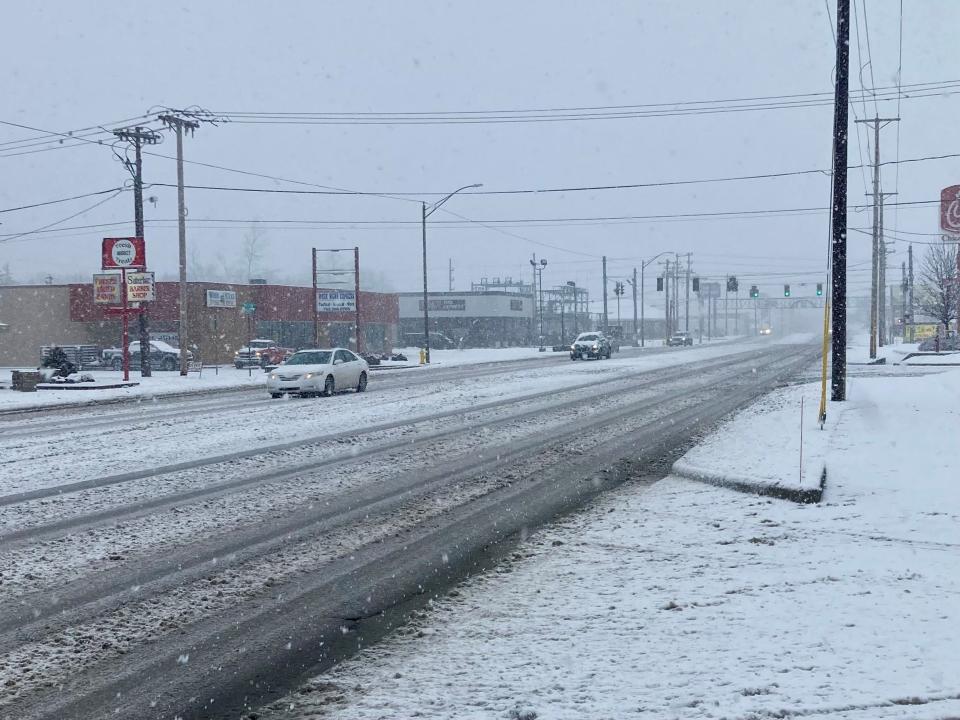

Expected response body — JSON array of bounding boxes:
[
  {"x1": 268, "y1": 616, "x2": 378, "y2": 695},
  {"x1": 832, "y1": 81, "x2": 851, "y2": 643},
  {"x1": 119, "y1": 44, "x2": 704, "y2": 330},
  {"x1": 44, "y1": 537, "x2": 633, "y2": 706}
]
[
  {"x1": 261, "y1": 364, "x2": 960, "y2": 720},
  {"x1": 0, "y1": 365, "x2": 267, "y2": 410},
  {"x1": 673, "y1": 380, "x2": 828, "y2": 493}
]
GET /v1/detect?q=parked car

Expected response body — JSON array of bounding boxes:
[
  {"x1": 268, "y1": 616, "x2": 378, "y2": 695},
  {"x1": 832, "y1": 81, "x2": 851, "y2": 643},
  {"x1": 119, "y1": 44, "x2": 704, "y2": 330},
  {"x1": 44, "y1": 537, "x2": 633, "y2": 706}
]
[
  {"x1": 570, "y1": 332, "x2": 612, "y2": 360},
  {"x1": 759, "y1": 325, "x2": 773, "y2": 336},
  {"x1": 667, "y1": 332, "x2": 694, "y2": 347},
  {"x1": 402, "y1": 332, "x2": 458, "y2": 349},
  {"x1": 918, "y1": 334, "x2": 959, "y2": 351},
  {"x1": 103, "y1": 340, "x2": 192, "y2": 371},
  {"x1": 234, "y1": 339, "x2": 293, "y2": 368},
  {"x1": 266, "y1": 348, "x2": 369, "y2": 397}
]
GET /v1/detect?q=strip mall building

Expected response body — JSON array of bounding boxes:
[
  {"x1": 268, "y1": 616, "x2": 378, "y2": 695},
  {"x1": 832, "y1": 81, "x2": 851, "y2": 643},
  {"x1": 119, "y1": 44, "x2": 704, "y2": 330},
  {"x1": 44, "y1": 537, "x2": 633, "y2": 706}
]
[{"x1": 0, "y1": 281, "x2": 399, "y2": 367}]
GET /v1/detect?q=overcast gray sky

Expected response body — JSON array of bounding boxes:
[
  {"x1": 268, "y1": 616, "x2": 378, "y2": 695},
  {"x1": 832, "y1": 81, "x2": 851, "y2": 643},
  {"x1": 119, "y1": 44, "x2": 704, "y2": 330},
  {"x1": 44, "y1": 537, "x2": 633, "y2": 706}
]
[{"x1": 1, "y1": 1, "x2": 957, "y2": 311}]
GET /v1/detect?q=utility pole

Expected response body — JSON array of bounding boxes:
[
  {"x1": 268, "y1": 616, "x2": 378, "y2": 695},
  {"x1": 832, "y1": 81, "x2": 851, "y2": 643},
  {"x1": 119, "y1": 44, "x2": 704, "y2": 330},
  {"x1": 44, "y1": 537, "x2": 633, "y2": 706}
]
[
  {"x1": 159, "y1": 113, "x2": 201, "y2": 376},
  {"x1": 900, "y1": 260, "x2": 908, "y2": 338},
  {"x1": 878, "y1": 193, "x2": 895, "y2": 346},
  {"x1": 673, "y1": 253, "x2": 680, "y2": 333},
  {"x1": 663, "y1": 258, "x2": 671, "y2": 342},
  {"x1": 830, "y1": 0, "x2": 850, "y2": 403},
  {"x1": 684, "y1": 253, "x2": 691, "y2": 332},
  {"x1": 113, "y1": 125, "x2": 161, "y2": 377},
  {"x1": 631, "y1": 267, "x2": 638, "y2": 345},
  {"x1": 856, "y1": 116, "x2": 899, "y2": 358},
  {"x1": 602, "y1": 255, "x2": 609, "y2": 332},
  {"x1": 448, "y1": 258, "x2": 454, "y2": 292},
  {"x1": 907, "y1": 244, "x2": 915, "y2": 342}
]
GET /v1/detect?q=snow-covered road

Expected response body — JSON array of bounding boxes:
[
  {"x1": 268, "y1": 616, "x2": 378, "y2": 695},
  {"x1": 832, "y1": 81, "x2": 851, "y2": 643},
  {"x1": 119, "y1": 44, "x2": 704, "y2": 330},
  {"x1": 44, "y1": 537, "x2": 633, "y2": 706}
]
[{"x1": 0, "y1": 338, "x2": 820, "y2": 720}]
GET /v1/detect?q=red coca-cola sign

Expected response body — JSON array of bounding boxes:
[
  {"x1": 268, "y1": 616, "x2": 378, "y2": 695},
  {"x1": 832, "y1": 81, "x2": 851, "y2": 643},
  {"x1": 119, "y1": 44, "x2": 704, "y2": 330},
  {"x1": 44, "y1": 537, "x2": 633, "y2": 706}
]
[
  {"x1": 102, "y1": 237, "x2": 146, "y2": 269},
  {"x1": 940, "y1": 185, "x2": 960, "y2": 236}
]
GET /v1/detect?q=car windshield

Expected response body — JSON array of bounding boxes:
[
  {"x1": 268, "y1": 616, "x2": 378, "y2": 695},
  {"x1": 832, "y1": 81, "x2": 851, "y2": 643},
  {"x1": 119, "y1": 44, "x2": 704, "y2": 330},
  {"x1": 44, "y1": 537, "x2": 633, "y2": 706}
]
[
  {"x1": 285, "y1": 351, "x2": 331, "y2": 365},
  {"x1": 578, "y1": 334, "x2": 599, "y2": 341}
]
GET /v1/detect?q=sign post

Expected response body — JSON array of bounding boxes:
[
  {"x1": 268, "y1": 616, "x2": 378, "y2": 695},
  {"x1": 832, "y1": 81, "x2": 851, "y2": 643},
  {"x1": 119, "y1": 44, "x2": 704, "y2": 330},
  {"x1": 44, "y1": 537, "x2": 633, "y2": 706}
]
[
  {"x1": 241, "y1": 302, "x2": 256, "y2": 377},
  {"x1": 101, "y1": 238, "x2": 147, "y2": 381}
]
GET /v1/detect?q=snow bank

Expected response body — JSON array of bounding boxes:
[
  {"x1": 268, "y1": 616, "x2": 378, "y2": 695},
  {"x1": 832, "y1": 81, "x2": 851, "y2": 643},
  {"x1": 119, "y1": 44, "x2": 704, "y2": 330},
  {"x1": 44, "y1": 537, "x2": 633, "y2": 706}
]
[{"x1": 672, "y1": 380, "x2": 829, "y2": 500}]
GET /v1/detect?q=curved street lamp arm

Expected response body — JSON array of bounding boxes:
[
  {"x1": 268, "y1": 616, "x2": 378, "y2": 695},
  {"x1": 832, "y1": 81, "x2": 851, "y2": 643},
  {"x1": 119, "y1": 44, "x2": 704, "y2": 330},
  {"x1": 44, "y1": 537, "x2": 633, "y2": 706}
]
[
  {"x1": 642, "y1": 251, "x2": 673, "y2": 270},
  {"x1": 424, "y1": 183, "x2": 483, "y2": 219}
]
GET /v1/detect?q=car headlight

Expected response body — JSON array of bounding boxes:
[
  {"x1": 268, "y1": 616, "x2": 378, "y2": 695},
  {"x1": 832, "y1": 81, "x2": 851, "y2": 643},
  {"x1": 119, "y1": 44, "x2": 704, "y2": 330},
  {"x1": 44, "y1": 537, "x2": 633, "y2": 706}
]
[
  {"x1": 304, "y1": 372, "x2": 315, "y2": 379},
  {"x1": 592, "y1": 344, "x2": 598, "y2": 350},
  {"x1": 570, "y1": 345, "x2": 576, "y2": 350},
  {"x1": 269, "y1": 373, "x2": 278, "y2": 380}
]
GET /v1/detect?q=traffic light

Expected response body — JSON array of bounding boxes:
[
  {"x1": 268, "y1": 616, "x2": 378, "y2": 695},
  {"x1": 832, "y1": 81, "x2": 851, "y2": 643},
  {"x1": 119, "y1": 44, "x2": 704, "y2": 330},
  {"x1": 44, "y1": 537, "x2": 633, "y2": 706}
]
[
  {"x1": 816, "y1": 282, "x2": 823, "y2": 296},
  {"x1": 750, "y1": 285, "x2": 759, "y2": 298},
  {"x1": 784, "y1": 284, "x2": 791, "y2": 297},
  {"x1": 657, "y1": 277, "x2": 664, "y2": 291},
  {"x1": 692, "y1": 277, "x2": 700, "y2": 292},
  {"x1": 727, "y1": 276, "x2": 738, "y2": 293}
]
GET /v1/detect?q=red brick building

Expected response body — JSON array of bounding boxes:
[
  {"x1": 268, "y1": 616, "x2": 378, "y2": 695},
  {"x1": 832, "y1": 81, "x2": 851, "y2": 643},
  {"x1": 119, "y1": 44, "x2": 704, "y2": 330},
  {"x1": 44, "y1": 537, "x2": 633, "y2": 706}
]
[{"x1": 0, "y1": 281, "x2": 398, "y2": 367}]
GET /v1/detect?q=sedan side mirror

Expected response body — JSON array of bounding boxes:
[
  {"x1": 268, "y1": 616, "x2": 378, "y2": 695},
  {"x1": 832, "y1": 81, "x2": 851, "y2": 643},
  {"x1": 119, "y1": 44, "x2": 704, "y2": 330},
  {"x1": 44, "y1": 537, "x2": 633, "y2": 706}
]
[{"x1": 333, "y1": 358, "x2": 342, "y2": 365}]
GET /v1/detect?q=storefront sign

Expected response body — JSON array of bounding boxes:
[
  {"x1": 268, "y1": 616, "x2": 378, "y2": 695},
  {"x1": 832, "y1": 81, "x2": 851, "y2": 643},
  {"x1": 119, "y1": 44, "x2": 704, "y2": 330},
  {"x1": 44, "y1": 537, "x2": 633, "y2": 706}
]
[
  {"x1": 418, "y1": 298, "x2": 466, "y2": 312},
  {"x1": 125, "y1": 272, "x2": 155, "y2": 302},
  {"x1": 101, "y1": 237, "x2": 146, "y2": 269},
  {"x1": 206, "y1": 289, "x2": 237, "y2": 308},
  {"x1": 317, "y1": 290, "x2": 356, "y2": 312},
  {"x1": 93, "y1": 273, "x2": 122, "y2": 305}
]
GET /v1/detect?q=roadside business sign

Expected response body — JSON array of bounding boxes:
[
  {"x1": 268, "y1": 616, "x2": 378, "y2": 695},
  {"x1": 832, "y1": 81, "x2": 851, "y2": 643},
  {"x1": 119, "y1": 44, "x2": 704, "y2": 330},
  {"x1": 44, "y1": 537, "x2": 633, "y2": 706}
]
[
  {"x1": 93, "y1": 273, "x2": 122, "y2": 305},
  {"x1": 241, "y1": 301, "x2": 257, "y2": 316},
  {"x1": 316, "y1": 290, "x2": 356, "y2": 312},
  {"x1": 206, "y1": 289, "x2": 237, "y2": 308},
  {"x1": 101, "y1": 237, "x2": 146, "y2": 269},
  {"x1": 700, "y1": 281, "x2": 722, "y2": 299},
  {"x1": 125, "y1": 272, "x2": 155, "y2": 302},
  {"x1": 941, "y1": 185, "x2": 960, "y2": 236}
]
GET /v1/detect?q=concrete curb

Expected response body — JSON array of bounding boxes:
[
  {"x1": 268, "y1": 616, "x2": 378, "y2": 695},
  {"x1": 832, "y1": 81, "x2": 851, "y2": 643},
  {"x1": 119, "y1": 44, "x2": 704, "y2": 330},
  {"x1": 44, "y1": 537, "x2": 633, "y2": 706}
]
[{"x1": 671, "y1": 458, "x2": 826, "y2": 504}]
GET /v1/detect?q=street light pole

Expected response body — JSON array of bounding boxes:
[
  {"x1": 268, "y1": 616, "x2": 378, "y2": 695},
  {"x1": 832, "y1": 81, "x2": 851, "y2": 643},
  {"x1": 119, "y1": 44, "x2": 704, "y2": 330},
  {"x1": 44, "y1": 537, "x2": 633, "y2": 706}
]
[
  {"x1": 639, "y1": 251, "x2": 671, "y2": 348},
  {"x1": 420, "y1": 183, "x2": 482, "y2": 363}
]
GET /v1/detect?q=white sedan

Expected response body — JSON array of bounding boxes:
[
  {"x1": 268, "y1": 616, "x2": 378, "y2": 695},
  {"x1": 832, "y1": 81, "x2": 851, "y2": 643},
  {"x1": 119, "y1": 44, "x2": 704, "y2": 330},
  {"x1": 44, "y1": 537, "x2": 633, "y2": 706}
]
[{"x1": 266, "y1": 348, "x2": 369, "y2": 398}]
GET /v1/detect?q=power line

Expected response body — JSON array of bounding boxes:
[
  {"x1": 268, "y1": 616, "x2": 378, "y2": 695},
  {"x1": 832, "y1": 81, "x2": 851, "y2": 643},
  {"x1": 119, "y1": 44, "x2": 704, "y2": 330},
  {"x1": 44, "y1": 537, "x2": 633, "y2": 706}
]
[
  {"x1": 211, "y1": 78, "x2": 960, "y2": 122},
  {"x1": 0, "y1": 187, "x2": 125, "y2": 214},
  {"x1": 0, "y1": 190, "x2": 125, "y2": 244}
]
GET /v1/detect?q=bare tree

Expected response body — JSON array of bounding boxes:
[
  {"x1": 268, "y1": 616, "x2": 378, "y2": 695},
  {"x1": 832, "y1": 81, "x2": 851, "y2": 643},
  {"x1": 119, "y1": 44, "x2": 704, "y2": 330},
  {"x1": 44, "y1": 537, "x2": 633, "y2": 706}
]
[
  {"x1": 917, "y1": 241, "x2": 958, "y2": 331},
  {"x1": 241, "y1": 225, "x2": 269, "y2": 282}
]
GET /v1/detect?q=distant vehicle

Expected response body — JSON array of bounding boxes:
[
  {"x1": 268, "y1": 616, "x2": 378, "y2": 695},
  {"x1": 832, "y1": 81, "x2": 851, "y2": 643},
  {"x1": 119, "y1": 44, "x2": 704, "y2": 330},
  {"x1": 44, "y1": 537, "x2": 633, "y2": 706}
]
[
  {"x1": 667, "y1": 332, "x2": 694, "y2": 347},
  {"x1": 234, "y1": 339, "x2": 293, "y2": 368},
  {"x1": 570, "y1": 332, "x2": 612, "y2": 360},
  {"x1": 759, "y1": 325, "x2": 773, "y2": 336},
  {"x1": 266, "y1": 347, "x2": 369, "y2": 398},
  {"x1": 102, "y1": 341, "x2": 192, "y2": 371},
  {"x1": 402, "y1": 332, "x2": 458, "y2": 349},
  {"x1": 918, "y1": 334, "x2": 959, "y2": 351},
  {"x1": 606, "y1": 326, "x2": 623, "y2": 352}
]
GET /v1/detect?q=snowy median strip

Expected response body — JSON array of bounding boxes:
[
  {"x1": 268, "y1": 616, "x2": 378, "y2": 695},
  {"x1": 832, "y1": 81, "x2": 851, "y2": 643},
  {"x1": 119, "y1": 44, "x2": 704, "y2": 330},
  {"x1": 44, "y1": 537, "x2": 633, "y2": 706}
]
[{"x1": 670, "y1": 380, "x2": 832, "y2": 503}]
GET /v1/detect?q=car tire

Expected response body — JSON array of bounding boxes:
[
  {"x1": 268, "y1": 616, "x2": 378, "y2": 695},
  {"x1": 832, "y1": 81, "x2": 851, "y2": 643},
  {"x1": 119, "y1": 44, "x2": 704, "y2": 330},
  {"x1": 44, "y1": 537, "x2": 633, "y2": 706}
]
[
  {"x1": 356, "y1": 372, "x2": 367, "y2": 393},
  {"x1": 111, "y1": 358, "x2": 122, "y2": 371},
  {"x1": 323, "y1": 375, "x2": 335, "y2": 397},
  {"x1": 234, "y1": 362, "x2": 243, "y2": 369},
  {"x1": 570, "y1": 355, "x2": 577, "y2": 361},
  {"x1": 270, "y1": 393, "x2": 283, "y2": 399}
]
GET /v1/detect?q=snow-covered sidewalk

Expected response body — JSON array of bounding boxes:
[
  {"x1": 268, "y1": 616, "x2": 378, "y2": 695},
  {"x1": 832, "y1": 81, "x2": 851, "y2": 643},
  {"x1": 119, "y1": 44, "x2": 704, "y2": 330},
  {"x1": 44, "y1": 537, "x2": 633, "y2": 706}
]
[{"x1": 262, "y1": 365, "x2": 960, "y2": 719}]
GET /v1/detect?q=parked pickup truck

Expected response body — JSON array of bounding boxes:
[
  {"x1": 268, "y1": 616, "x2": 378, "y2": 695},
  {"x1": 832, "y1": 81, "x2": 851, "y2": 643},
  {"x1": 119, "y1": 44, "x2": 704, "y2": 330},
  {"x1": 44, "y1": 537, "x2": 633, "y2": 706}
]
[{"x1": 234, "y1": 339, "x2": 293, "y2": 369}]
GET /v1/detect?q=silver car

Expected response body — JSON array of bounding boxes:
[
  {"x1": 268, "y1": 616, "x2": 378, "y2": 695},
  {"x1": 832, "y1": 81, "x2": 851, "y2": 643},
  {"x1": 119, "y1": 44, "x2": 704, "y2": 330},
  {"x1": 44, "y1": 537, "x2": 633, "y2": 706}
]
[{"x1": 266, "y1": 348, "x2": 369, "y2": 398}]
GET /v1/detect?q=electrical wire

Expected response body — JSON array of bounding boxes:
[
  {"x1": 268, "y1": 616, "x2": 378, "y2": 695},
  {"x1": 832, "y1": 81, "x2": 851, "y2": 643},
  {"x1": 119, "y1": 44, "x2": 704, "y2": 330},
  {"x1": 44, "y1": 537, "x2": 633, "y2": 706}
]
[
  {"x1": 0, "y1": 190, "x2": 125, "y2": 245},
  {"x1": 0, "y1": 187, "x2": 125, "y2": 214}
]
